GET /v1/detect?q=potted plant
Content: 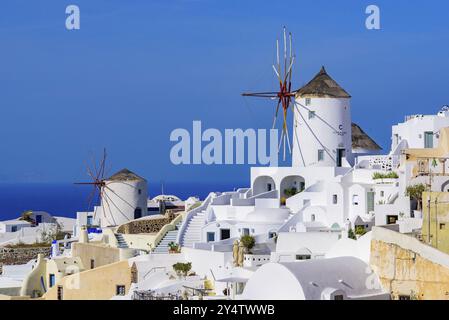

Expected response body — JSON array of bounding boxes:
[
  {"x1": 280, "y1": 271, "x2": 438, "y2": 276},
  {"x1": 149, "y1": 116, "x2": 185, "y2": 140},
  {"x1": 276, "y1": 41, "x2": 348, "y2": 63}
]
[
  {"x1": 168, "y1": 242, "x2": 180, "y2": 254},
  {"x1": 172, "y1": 262, "x2": 192, "y2": 279}
]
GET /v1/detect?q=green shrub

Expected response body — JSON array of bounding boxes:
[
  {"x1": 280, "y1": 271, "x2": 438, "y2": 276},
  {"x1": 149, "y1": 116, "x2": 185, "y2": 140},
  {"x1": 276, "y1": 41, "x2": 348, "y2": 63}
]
[
  {"x1": 355, "y1": 226, "x2": 367, "y2": 236},
  {"x1": 240, "y1": 235, "x2": 256, "y2": 251},
  {"x1": 372, "y1": 172, "x2": 399, "y2": 180},
  {"x1": 173, "y1": 262, "x2": 192, "y2": 277},
  {"x1": 348, "y1": 228, "x2": 356, "y2": 240}
]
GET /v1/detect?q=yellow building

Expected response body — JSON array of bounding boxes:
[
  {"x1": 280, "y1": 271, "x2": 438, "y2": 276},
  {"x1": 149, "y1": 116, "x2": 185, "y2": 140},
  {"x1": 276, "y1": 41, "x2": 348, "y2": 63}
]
[
  {"x1": 421, "y1": 191, "x2": 449, "y2": 254},
  {"x1": 20, "y1": 254, "x2": 85, "y2": 298},
  {"x1": 43, "y1": 260, "x2": 132, "y2": 300}
]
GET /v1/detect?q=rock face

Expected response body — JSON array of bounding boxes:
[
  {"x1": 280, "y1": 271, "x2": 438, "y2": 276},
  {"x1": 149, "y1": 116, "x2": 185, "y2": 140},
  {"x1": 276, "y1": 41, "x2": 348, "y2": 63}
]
[
  {"x1": 0, "y1": 247, "x2": 51, "y2": 274},
  {"x1": 116, "y1": 211, "x2": 177, "y2": 234}
]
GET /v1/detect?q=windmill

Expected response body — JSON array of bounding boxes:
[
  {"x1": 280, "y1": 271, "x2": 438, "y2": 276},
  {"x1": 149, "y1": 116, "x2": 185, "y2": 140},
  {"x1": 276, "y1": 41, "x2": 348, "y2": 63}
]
[
  {"x1": 242, "y1": 26, "x2": 296, "y2": 161},
  {"x1": 74, "y1": 149, "x2": 142, "y2": 227}
]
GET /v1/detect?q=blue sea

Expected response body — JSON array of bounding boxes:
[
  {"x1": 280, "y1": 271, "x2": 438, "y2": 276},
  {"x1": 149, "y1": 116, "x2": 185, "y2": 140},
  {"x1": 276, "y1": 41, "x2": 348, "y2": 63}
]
[{"x1": 0, "y1": 182, "x2": 247, "y2": 221}]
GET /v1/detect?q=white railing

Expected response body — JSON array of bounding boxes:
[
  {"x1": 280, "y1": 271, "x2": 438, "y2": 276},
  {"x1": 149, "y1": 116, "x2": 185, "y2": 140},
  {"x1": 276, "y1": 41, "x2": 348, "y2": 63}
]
[
  {"x1": 176, "y1": 192, "x2": 216, "y2": 246},
  {"x1": 357, "y1": 155, "x2": 400, "y2": 171}
]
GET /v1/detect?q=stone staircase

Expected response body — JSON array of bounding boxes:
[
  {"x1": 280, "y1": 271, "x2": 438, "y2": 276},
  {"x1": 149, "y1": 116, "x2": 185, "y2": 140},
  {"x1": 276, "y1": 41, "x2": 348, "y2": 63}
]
[
  {"x1": 153, "y1": 221, "x2": 183, "y2": 254},
  {"x1": 180, "y1": 210, "x2": 207, "y2": 248},
  {"x1": 115, "y1": 233, "x2": 128, "y2": 249}
]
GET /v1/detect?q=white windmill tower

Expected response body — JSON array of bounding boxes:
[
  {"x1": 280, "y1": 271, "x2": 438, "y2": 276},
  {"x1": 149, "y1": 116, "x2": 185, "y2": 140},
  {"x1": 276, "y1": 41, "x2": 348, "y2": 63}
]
[
  {"x1": 292, "y1": 66, "x2": 353, "y2": 168},
  {"x1": 100, "y1": 169, "x2": 148, "y2": 227},
  {"x1": 76, "y1": 150, "x2": 149, "y2": 228}
]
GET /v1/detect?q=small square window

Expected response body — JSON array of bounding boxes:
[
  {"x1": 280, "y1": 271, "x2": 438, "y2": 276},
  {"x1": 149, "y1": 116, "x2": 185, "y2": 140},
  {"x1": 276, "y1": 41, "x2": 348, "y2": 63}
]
[
  {"x1": 116, "y1": 285, "x2": 126, "y2": 296},
  {"x1": 318, "y1": 149, "x2": 325, "y2": 162},
  {"x1": 309, "y1": 111, "x2": 316, "y2": 119},
  {"x1": 296, "y1": 254, "x2": 311, "y2": 260},
  {"x1": 305, "y1": 98, "x2": 311, "y2": 106},
  {"x1": 207, "y1": 232, "x2": 215, "y2": 242},
  {"x1": 440, "y1": 223, "x2": 446, "y2": 230}
]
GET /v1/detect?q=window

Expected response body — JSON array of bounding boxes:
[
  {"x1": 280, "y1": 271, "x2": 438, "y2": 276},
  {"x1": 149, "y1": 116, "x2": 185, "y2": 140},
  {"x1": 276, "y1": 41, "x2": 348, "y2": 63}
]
[
  {"x1": 305, "y1": 98, "x2": 311, "y2": 106},
  {"x1": 318, "y1": 149, "x2": 325, "y2": 162},
  {"x1": 90, "y1": 259, "x2": 95, "y2": 269},
  {"x1": 334, "y1": 295, "x2": 344, "y2": 301},
  {"x1": 242, "y1": 228, "x2": 250, "y2": 236},
  {"x1": 295, "y1": 254, "x2": 311, "y2": 260},
  {"x1": 87, "y1": 216, "x2": 93, "y2": 226},
  {"x1": 267, "y1": 183, "x2": 272, "y2": 192},
  {"x1": 332, "y1": 195, "x2": 338, "y2": 204},
  {"x1": 268, "y1": 232, "x2": 277, "y2": 239},
  {"x1": 387, "y1": 215, "x2": 398, "y2": 225},
  {"x1": 352, "y1": 195, "x2": 359, "y2": 206},
  {"x1": 116, "y1": 285, "x2": 126, "y2": 296},
  {"x1": 440, "y1": 223, "x2": 446, "y2": 230},
  {"x1": 35, "y1": 215, "x2": 42, "y2": 225},
  {"x1": 398, "y1": 295, "x2": 411, "y2": 301},
  {"x1": 138, "y1": 189, "x2": 142, "y2": 195},
  {"x1": 57, "y1": 286, "x2": 63, "y2": 300},
  {"x1": 220, "y1": 229, "x2": 231, "y2": 240},
  {"x1": 49, "y1": 274, "x2": 55, "y2": 288},
  {"x1": 380, "y1": 191, "x2": 384, "y2": 197},
  {"x1": 206, "y1": 232, "x2": 215, "y2": 242},
  {"x1": 308, "y1": 110, "x2": 316, "y2": 119},
  {"x1": 311, "y1": 214, "x2": 316, "y2": 222},
  {"x1": 424, "y1": 132, "x2": 434, "y2": 148},
  {"x1": 11, "y1": 226, "x2": 17, "y2": 232}
]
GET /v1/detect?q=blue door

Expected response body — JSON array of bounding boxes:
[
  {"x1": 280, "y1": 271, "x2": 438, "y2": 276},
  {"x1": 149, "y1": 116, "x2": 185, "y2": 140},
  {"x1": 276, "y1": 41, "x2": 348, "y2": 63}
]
[
  {"x1": 49, "y1": 274, "x2": 55, "y2": 288},
  {"x1": 35, "y1": 215, "x2": 42, "y2": 225}
]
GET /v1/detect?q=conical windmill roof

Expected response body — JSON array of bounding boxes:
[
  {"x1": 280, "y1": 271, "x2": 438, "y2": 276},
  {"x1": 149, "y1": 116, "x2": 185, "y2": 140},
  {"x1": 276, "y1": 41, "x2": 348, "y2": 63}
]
[
  {"x1": 296, "y1": 66, "x2": 351, "y2": 98},
  {"x1": 351, "y1": 123, "x2": 382, "y2": 151},
  {"x1": 107, "y1": 168, "x2": 146, "y2": 182}
]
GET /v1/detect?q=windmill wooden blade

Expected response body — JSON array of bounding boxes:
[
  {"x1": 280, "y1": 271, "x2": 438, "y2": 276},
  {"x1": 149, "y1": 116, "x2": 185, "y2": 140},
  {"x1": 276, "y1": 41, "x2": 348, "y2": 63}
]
[
  {"x1": 242, "y1": 92, "x2": 279, "y2": 98},
  {"x1": 241, "y1": 26, "x2": 296, "y2": 161}
]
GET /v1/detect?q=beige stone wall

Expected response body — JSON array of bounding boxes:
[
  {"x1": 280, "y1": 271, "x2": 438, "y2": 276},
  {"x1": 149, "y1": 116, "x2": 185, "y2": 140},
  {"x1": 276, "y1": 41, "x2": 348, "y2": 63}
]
[
  {"x1": 43, "y1": 260, "x2": 132, "y2": 300},
  {"x1": 71, "y1": 242, "x2": 120, "y2": 270},
  {"x1": 371, "y1": 229, "x2": 449, "y2": 300},
  {"x1": 116, "y1": 212, "x2": 176, "y2": 234},
  {"x1": 0, "y1": 247, "x2": 51, "y2": 274}
]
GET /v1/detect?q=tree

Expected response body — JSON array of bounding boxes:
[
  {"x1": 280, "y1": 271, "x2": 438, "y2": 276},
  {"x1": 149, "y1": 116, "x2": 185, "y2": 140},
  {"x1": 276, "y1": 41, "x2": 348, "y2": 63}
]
[
  {"x1": 348, "y1": 228, "x2": 356, "y2": 240},
  {"x1": 240, "y1": 235, "x2": 256, "y2": 253},
  {"x1": 406, "y1": 184, "x2": 427, "y2": 211}
]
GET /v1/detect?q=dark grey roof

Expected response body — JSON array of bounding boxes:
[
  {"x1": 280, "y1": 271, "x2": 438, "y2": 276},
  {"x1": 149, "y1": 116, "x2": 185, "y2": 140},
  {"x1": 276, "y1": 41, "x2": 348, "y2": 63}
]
[
  {"x1": 107, "y1": 169, "x2": 146, "y2": 182},
  {"x1": 352, "y1": 123, "x2": 382, "y2": 151},
  {"x1": 296, "y1": 66, "x2": 351, "y2": 98}
]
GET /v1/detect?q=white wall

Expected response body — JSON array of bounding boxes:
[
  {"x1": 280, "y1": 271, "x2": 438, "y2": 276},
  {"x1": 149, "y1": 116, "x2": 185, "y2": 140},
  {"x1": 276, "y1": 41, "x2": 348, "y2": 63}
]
[{"x1": 293, "y1": 97, "x2": 353, "y2": 167}]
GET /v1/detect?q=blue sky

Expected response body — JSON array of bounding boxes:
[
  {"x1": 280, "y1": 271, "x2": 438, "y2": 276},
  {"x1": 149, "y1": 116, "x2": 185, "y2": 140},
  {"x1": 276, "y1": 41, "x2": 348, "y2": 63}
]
[{"x1": 0, "y1": 0, "x2": 448, "y2": 185}]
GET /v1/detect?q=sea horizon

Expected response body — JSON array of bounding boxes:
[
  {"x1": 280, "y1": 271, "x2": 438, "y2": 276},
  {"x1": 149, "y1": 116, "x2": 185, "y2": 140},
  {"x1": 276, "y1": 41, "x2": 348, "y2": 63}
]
[{"x1": 0, "y1": 181, "x2": 248, "y2": 221}]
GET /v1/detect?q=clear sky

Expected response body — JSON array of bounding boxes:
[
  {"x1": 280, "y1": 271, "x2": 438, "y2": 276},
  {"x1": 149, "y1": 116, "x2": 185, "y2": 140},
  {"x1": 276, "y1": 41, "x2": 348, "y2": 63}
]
[{"x1": 0, "y1": 0, "x2": 448, "y2": 185}]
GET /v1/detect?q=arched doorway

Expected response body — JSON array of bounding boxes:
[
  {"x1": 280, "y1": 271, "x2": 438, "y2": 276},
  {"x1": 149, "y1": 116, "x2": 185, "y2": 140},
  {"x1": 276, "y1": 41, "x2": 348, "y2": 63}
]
[
  {"x1": 280, "y1": 175, "x2": 305, "y2": 199},
  {"x1": 134, "y1": 207, "x2": 142, "y2": 219},
  {"x1": 253, "y1": 176, "x2": 276, "y2": 196}
]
